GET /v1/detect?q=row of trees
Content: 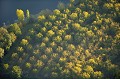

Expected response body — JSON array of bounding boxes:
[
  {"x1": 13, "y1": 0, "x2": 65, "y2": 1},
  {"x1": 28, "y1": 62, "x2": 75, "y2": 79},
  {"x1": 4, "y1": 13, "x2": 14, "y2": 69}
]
[
  {"x1": 1, "y1": 0, "x2": 120, "y2": 79},
  {"x1": 16, "y1": 9, "x2": 30, "y2": 22}
]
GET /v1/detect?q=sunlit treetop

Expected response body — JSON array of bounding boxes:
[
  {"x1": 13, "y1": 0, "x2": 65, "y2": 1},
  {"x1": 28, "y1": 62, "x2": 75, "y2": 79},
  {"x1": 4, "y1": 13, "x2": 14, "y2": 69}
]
[
  {"x1": 38, "y1": 15, "x2": 46, "y2": 22},
  {"x1": 70, "y1": 13, "x2": 78, "y2": 19},
  {"x1": 26, "y1": 9, "x2": 30, "y2": 19},
  {"x1": 16, "y1": 9, "x2": 25, "y2": 21},
  {"x1": 53, "y1": 9, "x2": 61, "y2": 15}
]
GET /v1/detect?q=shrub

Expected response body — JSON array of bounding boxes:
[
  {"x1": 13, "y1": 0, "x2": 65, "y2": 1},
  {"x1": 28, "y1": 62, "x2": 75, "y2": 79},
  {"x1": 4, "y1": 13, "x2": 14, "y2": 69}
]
[
  {"x1": 53, "y1": 9, "x2": 61, "y2": 15},
  {"x1": 57, "y1": 30, "x2": 64, "y2": 36},
  {"x1": 3, "y1": 64, "x2": 9, "y2": 69},
  {"x1": 32, "y1": 68, "x2": 38, "y2": 73},
  {"x1": 51, "y1": 72, "x2": 58, "y2": 78},
  {"x1": 38, "y1": 15, "x2": 45, "y2": 22},
  {"x1": 41, "y1": 27, "x2": 47, "y2": 33},
  {"x1": 12, "y1": 66, "x2": 22, "y2": 78},
  {"x1": 17, "y1": 46, "x2": 24, "y2": 52},
  {"x1": 36, "y1": 60, "x2": 44, "y2": 68},
  {"x1": 93, "y1": 71, "x2": 103, "y2": 78},
  {"x1": 64, "y1": 9, "x2": 70, "y2": 14},
  {"x1": 64, "y1": 35, "x2": 72, "y2": 41},
  {"x1": 21, "y1": 39, "x2": 28, "y2": 46},
  {"x1": 72, "y1": 23, "x2": 81, "y2": 30},
  {"x1": 36, "y1": 32, "x2": 43, "y2": 38},
  {"x1": 72, "y1": 66, "x2": 82, "y2": 74},
  {"x1": 44, "y1": 21, "x2": 52, "y2": 27},
  {"x1": 53, "y1": 36, "x2": 62, "y2": 43},
  {"x1": 12, "y1": 53, "x2": 18, "y2": 58},
  {"x1": 56, "y1": 46, "x2": 63, "y2": 53},
  {"x1": 10, "y1": 33, "x2": 16, "y2": 42},
  {"x1": 82, "y1": 72, "x2": 90, "y2": 79},
  {"x1": 83, "y1": 11, "x2": 89, "y2": 18},
  {"x1": 0, "y1": 48, "x2": 4, "y2": 58},
  {"x1": 70, "y1": 13, "x2": 78, "y2": 19},
  {"x1": 9, "y1": 23, "x2": 22, "y2": 35},
  {"x1": 86, "y1": 30, "x2": 94, "y2": 37},
  {"x1": 45, "y1": 47, "x2": 53, "y2": 54},
  {"x1": 104, "y1": 3, "x2": 114, "y2": 9},
  {"x1": 43, "y1": 37, "x2": 49, "y2": 43},
  {"x1": 0, "y1": 27, "x2": 13, "y2": 50},
  {"x1": 26, "y1": 62, "x2": 31, "y2": 68},
  {"x1": 49, "y1": 15, "x2": 56, "y2": 21},
  {"x1": 67, "y1": 44, "x2": 75, "y2": 51},
  {"x1": 47, "y1": 30, "x2": 55, "y2": 37},
  {"x1": 84, "y1": 65, "x2": 94, "y2": 73}
]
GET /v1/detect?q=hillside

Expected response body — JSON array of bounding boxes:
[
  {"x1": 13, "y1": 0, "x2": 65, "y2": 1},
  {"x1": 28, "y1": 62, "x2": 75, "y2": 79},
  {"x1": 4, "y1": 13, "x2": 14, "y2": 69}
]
[{"x1": 0, "y1": 0, "x2": 120, "y2": 79}]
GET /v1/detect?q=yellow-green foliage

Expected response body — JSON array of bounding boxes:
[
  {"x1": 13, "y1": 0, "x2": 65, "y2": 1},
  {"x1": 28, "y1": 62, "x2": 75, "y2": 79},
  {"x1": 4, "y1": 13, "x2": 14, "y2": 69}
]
[
  {"x1": 104, "y1": 3, "x2": 114, "y2": 9},
  {"x1": 26, "y1": 62, "x2": 31, "y2": 68},
  {"x1": 72, "y1": 23, "x2": 81, "y2": 30},
  {"x1": 38, "y1": 15, "x2": 45, "y2": 22},
  {"x1": 82, "y1": 72, "x2": 90, "y2": 79},
  {"x1": 2, "y1": 0, "x2": 120, "y2": 79},
  {"x1": 70, "y1": 0, "x2": 75, "y2": 3},
  {"x1": 86, "y1": 30, "x2": 94, "y2": 37},
  {"x1": 70, "y1": 13, "x2": 78, "y2": 19},
  {"x1": 64, "y1": 35, "x2": 72, "y2": 41},
  {"x1": 16, "y1": 9, "x2": 25, "y2": 21},
  {"x1": 12, "y1": 66, "x2": 22, "y2": 77},
  {"x1": 54, "y1": 36, "x2": 62, "y2": 43},
  {"x1": 10, "y1": 23, "x2": 22, "y2": 35},
  {"x1": 53, "y1": 9, "x2": 61, "y2": 15},
  {"x1": 49, "y1": 15, "x2": 56, "y2": 21},
  {"x1": 0, "y1": 48, "x2": 4, "y2": 58},
  {"x1": 47, "y1": 30, "x2": 55, "y2": 37},
  {"x1": 36, "y1": 60, "x2": 44, "y2": 68},
  {"x1": 84, "y1": 65, "x2": 94, "y2": 73},
  {"x1": 21, "y1": 39, "x2": 28, "y2": 45},
  {"x1": 36, "y1": 32, "x2": 43, "y2": 38},
  {"x1": 26, "y1": 9, "x2": 30, "y2": 19},
  {"x1": 0, "y1": 27, "x2": 14, "y2": 50},
  {"x1": 83, "y1": 11, "x2": 89, "y2": 18},
  {"x1": 114, "y1": 3, "x2": 120, "y2": 11},
  {"x1": 93, "y1": 71, "x2": 103, "y2": 78},
  {"x1": 17, "y1": 46, "x2": 24, "y2": 52},
  {"x1": 64, "y1": 9, "x2": 70, "y2": 14},
  {"x1": 3, "y1": 64, "x2": 9, "y2": 69}
]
